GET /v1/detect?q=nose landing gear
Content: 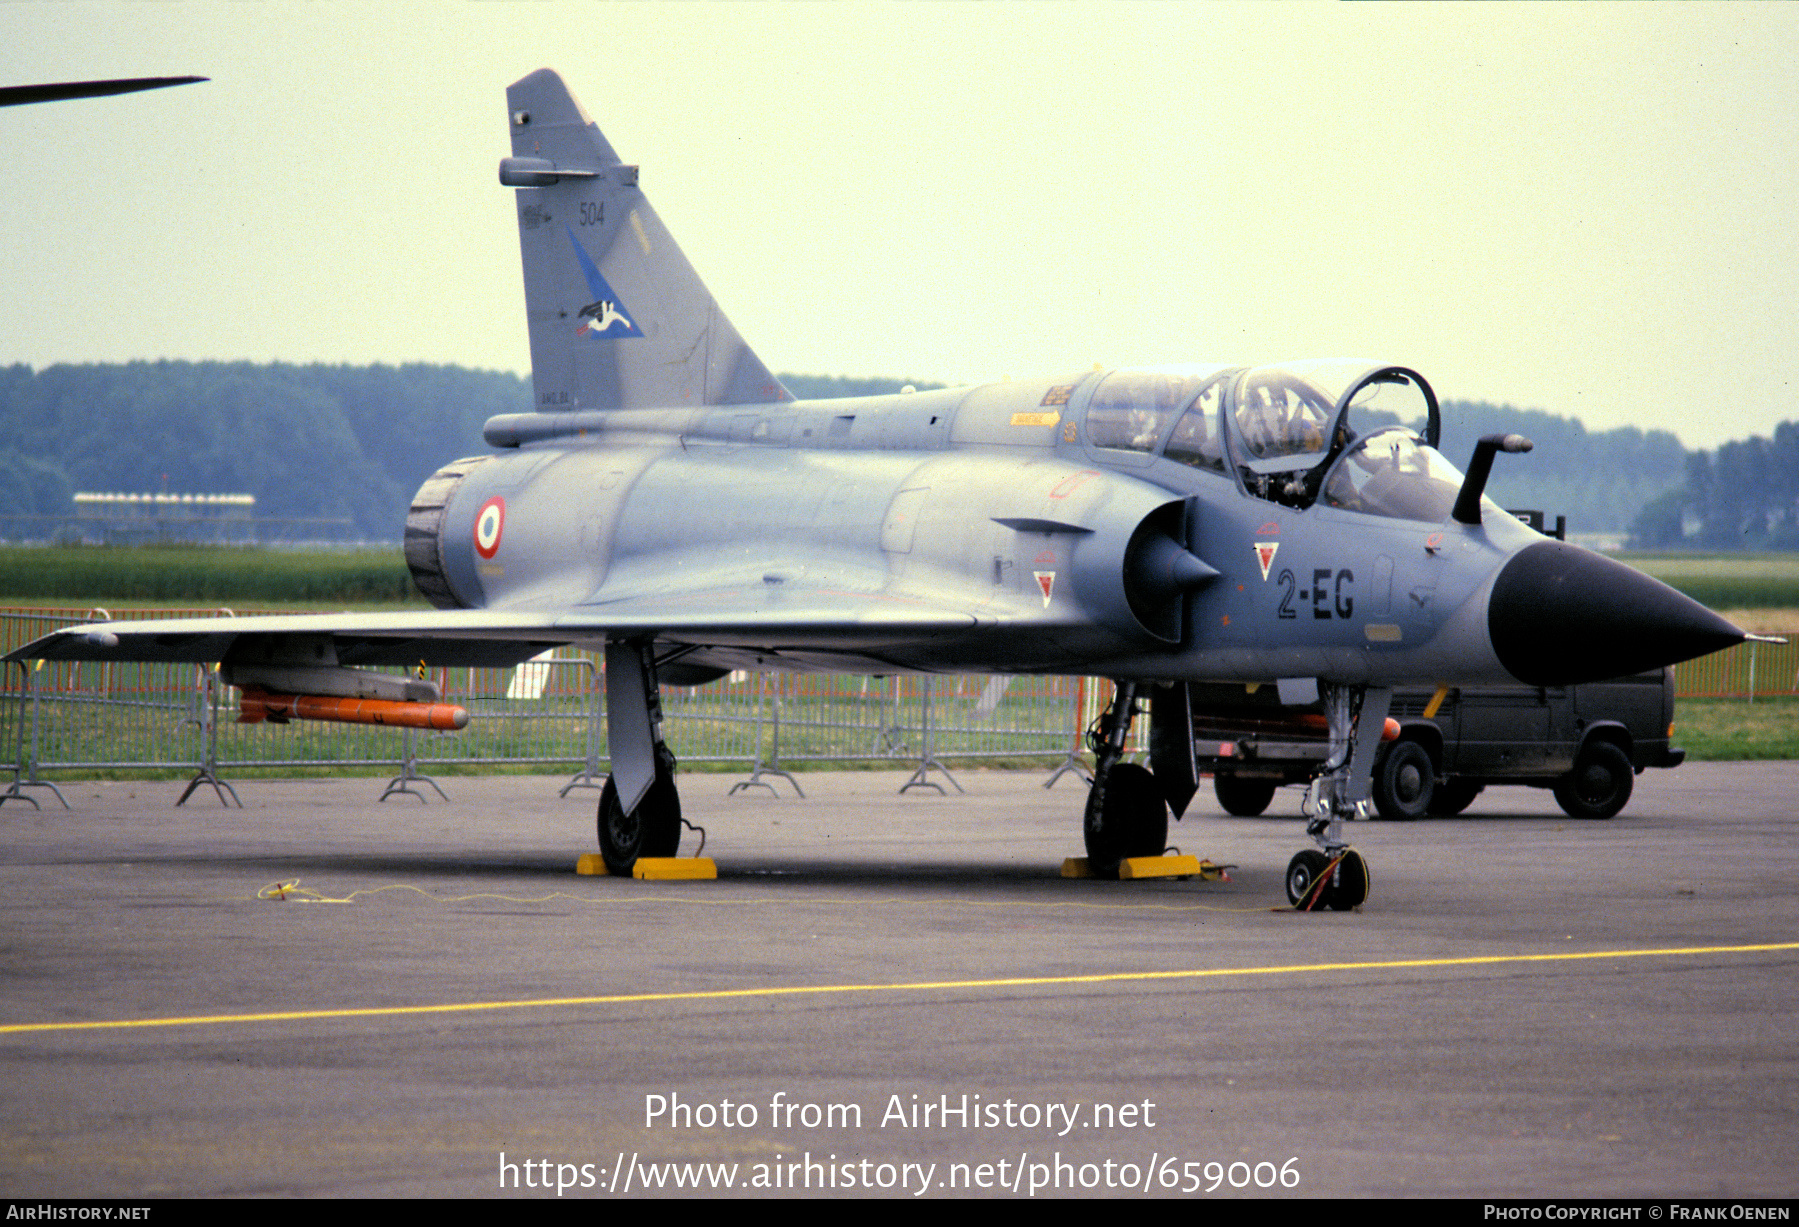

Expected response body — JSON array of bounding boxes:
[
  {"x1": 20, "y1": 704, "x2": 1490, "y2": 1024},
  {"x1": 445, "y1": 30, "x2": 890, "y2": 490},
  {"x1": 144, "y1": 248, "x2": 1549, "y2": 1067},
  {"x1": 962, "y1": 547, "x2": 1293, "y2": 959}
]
[{"x1": 1290, "y1": 682, "x2": 1391, "y2": 911}]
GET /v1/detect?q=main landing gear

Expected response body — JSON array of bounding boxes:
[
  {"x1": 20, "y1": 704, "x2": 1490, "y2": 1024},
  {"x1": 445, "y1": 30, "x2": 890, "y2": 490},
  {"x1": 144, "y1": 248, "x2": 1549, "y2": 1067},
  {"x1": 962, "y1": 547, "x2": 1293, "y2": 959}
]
[
  {"x1": 1082, "y1": 682, "x2": 1169, "y2": 876},
  {"x1": 597, "y1": 752, "x2": 682, "y2": 874},
  {"x1": 1288, "y1": 682, "x2": 1392, "y2": 911},
  {"x1": 597, "y1": 640, "x2": 686, "y2": 876}
]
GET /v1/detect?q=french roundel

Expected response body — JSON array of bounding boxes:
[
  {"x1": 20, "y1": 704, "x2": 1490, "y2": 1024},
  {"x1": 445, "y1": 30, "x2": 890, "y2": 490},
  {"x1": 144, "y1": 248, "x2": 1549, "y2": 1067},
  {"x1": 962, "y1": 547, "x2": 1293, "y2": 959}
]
[{"x1": 473, "y1": 496, "x2": 506, "y2": 559}]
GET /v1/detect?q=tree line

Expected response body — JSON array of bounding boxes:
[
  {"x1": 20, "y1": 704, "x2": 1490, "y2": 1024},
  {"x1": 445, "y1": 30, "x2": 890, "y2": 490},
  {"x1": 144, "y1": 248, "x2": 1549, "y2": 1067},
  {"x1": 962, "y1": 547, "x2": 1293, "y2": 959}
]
[
  {"x1": 1628, "y1": 422, "x2": 1799, "y2": 550},
  {"x1": 1433, "y1": 400, "x2": 1688, "y2": 538}
]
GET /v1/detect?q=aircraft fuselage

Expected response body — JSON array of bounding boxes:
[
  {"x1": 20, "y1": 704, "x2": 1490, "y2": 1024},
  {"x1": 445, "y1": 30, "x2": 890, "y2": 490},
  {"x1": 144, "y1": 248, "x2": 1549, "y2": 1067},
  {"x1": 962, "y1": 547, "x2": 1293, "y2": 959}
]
[{"x1": 413, "y1": 367, "x2": 1535, "y2": 691}]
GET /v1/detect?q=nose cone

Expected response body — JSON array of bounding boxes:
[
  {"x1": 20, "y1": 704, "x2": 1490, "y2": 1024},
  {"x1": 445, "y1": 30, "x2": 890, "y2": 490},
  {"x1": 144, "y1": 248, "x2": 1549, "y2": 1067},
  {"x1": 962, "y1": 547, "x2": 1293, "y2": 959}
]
[{"x1": 1489, "y1": 541, "x2": 1743, "y2": 686}]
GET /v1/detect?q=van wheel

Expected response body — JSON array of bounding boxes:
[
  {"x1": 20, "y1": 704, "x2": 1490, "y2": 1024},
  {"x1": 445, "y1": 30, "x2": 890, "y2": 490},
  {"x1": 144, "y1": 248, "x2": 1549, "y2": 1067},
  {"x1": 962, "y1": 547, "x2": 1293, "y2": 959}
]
[
  {"x1": 1214, "y1": 774, "x2": 1277, "y2": 817},
  {"x1": 1372, "y1": 740, "x2": 1434, "y2": 821},
  {"x1": 1553, "y1": 742, "x2": 1633, "y2": 819},
  {"x1": 1427, "y1": 779, "x2": 1484, "y2": 816}
]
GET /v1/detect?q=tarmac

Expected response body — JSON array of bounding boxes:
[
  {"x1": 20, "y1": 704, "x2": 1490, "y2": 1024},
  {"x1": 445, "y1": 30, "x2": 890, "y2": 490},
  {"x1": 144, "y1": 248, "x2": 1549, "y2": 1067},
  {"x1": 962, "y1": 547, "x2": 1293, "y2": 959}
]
[{"x1": 1, "y1": 760, "x2": 1795, "y2": 1198}]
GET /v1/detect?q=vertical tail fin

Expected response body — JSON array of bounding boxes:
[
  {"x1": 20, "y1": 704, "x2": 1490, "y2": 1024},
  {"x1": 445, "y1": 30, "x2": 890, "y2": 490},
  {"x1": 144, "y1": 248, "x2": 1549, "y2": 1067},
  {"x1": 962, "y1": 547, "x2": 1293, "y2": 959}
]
[{"x1": 502, "y1": 69, "x2": 790, "y2": 411}]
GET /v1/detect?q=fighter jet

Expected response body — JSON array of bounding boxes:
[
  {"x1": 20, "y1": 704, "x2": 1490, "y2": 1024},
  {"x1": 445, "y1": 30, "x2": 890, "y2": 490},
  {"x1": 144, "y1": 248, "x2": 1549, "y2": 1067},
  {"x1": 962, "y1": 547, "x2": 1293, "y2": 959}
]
[{"x1": 9, "y1": 69, "x2": 1747, "y2": 908}]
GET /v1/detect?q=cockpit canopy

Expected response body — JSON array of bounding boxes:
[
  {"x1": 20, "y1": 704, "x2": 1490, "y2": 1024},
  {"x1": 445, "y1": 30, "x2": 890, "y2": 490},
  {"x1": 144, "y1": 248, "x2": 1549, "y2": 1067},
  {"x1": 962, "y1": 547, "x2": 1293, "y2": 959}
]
[
  {"x1": 1320, "y1": 427, "x2": 1464, "y2": 522},
  {"x1": 1083, "y1": 361, "x2": 1471, "y2": 519},
  {"x1": 1085, "y1": 365, "x2": 1233, "y2": 459},
  {"x1": 1227, "y1": 362, "x2": 1438, "y2": 475}
]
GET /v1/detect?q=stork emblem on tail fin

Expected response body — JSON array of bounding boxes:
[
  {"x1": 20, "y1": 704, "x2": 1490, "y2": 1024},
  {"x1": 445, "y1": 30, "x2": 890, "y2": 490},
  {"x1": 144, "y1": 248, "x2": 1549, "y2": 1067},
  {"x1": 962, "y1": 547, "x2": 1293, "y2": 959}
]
[
  {"x1": 566, "y1": 226, "x2": 640, "y2": 339},
  {"x1": 577, "y1": 299, "x2": 632, "y2": 337}
]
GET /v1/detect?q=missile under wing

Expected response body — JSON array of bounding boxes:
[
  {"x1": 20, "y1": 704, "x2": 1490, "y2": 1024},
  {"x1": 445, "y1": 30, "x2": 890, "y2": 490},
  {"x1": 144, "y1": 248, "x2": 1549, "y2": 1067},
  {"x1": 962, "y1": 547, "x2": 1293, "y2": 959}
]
[{"x1": 9, "y1": 69, "x2": 1746, "y2": 906}]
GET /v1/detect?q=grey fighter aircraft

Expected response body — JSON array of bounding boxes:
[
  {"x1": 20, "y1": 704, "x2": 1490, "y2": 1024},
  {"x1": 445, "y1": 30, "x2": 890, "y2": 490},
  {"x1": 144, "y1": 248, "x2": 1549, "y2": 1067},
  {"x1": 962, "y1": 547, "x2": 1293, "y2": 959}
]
[{"x1": 10, "y1": 69, "x2": 1747, "y2": 908}]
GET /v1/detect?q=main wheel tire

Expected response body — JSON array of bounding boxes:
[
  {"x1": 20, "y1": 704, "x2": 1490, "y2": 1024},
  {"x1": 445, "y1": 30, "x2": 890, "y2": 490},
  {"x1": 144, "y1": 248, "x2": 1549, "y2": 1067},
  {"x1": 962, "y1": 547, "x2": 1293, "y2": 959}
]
[
  {"x1": 1427, "y1": 778, "x2": 1484, "y2": 816},
  {"x1": 1083, "y1": 762, "x2": 1169, "y2": 875},
  {"x1": 1285, "y1": 849, "x2": 1331, "y2": 909},
  {"x1": 1214, "y1": 774, "x2": 1278, "y2": 817},
  {"x1": 1372, "y1": 740, "x2": 1435, "y2": 821},
  {"x1": 1323, "y1": 848, "x2": 1369, "y2": 910},
  {"x1": 1553, "y1": 741, "x2": 1633, "y2": 819},
  {"x1": 597, "y1": 770, "x2": 682, "y2": 875}
]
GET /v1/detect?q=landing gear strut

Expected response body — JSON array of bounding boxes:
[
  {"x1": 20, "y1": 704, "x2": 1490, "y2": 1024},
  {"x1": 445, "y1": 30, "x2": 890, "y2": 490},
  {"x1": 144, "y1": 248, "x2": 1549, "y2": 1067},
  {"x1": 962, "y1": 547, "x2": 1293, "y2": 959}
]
[
  {"x1": 1082, "y1": 682, "x2": 1169, "y2": 875},
  {"x1": 1291, "y1": 682, "x2": 1392, "y2": 910},
  {"x1": 598, "y1": 640, "x2": 684, "y2": 876}
]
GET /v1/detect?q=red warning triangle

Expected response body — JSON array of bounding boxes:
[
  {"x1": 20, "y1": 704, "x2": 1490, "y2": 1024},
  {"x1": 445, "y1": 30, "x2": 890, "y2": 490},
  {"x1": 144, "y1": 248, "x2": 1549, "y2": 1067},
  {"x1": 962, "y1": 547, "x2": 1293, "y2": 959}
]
[
  {"x1": 1254, "y1": 542, "x2": 1279, "y2": 581},
  {"x1": 1034, "y1": 570, "x2": 1055, "y2": 607}
]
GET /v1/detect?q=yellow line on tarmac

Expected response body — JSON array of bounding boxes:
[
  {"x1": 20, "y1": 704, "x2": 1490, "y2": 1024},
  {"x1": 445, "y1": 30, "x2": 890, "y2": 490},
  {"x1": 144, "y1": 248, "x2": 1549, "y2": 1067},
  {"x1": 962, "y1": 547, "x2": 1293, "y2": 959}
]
[{"x1": 5, "y1": 942, "x2": 1795, "y2": 1037}]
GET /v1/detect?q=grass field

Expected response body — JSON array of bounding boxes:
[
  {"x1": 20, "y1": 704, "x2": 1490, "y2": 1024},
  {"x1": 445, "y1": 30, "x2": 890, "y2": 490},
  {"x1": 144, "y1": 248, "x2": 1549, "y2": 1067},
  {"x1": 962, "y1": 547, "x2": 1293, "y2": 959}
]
[
  {"x1": 1619, "y1": 551, "x2": 1799, "y2": 610},
  {"x1": 0, "y1": 545, "x2": 421, "y2": 605},
  {"x1": 1672, "y1": 695, "x2": 1799, "y2": 761}
]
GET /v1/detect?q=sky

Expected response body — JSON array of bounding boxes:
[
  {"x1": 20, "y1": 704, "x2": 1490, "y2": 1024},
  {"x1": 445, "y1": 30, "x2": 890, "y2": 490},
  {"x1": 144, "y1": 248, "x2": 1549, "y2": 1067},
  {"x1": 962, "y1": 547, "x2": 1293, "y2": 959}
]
[{"x1": 3, "y1": 1, "x2": 1796, "y2": 451}]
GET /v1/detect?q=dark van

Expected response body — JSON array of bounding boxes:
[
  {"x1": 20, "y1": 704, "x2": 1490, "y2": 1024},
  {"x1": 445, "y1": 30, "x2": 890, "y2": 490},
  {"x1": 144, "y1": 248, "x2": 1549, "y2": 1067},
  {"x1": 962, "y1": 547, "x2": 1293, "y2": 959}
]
[{"x1": 1198, "y1": 669, "x2": 1683, "y2": 821}]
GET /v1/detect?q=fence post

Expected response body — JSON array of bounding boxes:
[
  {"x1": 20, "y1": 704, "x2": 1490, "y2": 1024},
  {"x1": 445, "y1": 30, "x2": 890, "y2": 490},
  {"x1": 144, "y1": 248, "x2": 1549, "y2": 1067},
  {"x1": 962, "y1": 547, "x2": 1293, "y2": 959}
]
[
  {"x1": 900, "y1": 676, "x2": 964, "y2": 795},
  {"x1": 1044, "y1": 675, "x2": 1094, "y2": 789},
  {"x1": 0, "y1": 662, "x2": 29, "y2": 809},
  {"x1": 175, "y1": 665, "x2": 241, "y2": 807},
  {"x1": 379, "y1": 726, "x2": 449, "y2": 802},
  {"x1": 560, "y1": 657, "x2": 606, "y2": 796},
  {"x1": 731, "y1": 672, "x2": 805, "y2": 797},
  {"x1": 0, "y1": 660, "x2": 68, "y2": 809}
]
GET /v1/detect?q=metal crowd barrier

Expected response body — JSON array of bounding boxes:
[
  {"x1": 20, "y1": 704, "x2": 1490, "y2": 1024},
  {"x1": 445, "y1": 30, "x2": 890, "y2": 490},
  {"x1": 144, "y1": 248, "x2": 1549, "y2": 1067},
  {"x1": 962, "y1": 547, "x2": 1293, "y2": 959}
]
[
  {"x1": 0, "y1": 607, "x2": 1086, "y2": 805},
  {"x1": 0, "y1": 604, "x2": 1785, "y2": 805},
  {"x1": 1670, "y1": 637, "x2": 1799, "y2": 701}
]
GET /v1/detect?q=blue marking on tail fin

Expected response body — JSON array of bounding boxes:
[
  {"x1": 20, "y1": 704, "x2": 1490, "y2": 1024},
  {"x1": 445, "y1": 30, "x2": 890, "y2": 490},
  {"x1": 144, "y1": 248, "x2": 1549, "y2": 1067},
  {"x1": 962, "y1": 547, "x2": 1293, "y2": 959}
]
[{"x1": 567, "y1": 227, "x2": 641, "y2": 339}]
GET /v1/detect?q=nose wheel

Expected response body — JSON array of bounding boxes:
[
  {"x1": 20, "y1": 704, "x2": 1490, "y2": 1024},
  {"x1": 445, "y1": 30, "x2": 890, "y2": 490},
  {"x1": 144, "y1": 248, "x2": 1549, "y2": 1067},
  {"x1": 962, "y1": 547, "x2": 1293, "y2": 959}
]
[
  {"x1": 597, "y1": 639, "x2": 686, "y2": 876},
  {"x1": 1286, "y1": 848, "x2": 1368, "y2": 911},
  {"x1": 1291, "y1": 682, "x2": 1391, "y2": 910}
]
